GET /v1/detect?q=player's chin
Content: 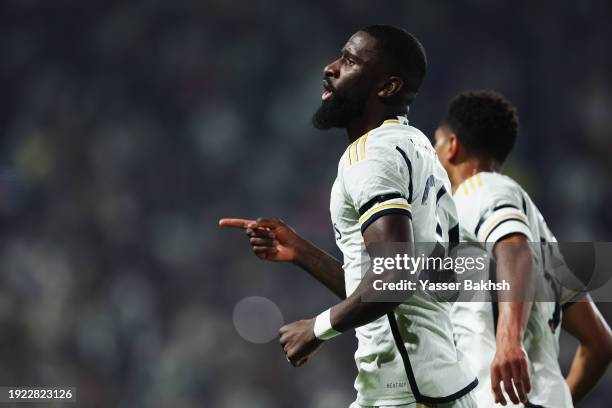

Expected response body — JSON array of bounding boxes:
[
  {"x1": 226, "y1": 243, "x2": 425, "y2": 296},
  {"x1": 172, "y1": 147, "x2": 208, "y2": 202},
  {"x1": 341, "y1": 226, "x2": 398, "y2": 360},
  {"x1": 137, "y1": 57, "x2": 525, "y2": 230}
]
[
  {"x1": 312, "y1": 102, "x2": 343, "y2": 129},
  {"x1": 311, "y1": 109, "x2": 333, "y2": 130}
]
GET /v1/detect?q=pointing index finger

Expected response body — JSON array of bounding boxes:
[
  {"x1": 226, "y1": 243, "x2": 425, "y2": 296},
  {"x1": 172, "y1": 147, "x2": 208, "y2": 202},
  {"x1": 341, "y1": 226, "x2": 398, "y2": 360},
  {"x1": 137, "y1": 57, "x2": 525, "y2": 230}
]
[{"x1": 218, "y1": 218, "x2": 255, "y2": 229}]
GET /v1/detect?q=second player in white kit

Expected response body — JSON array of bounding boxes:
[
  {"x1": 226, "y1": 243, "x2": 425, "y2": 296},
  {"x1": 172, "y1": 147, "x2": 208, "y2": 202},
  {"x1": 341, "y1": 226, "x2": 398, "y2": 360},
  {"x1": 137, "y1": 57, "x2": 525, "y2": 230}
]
[
  {"x1": 434, "y1": 90, "x2": 611, "y2": 407},
  {"x1": 450, "y1": 171, "x2": 579, "y2": 407}
]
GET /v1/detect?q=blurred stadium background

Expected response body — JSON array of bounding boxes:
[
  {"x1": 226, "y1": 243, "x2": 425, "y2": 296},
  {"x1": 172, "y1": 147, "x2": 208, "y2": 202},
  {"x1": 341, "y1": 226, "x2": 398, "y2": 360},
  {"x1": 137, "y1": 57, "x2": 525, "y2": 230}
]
[{"x1": 0, "y1": 0, "x2": 611, "y2": 407}]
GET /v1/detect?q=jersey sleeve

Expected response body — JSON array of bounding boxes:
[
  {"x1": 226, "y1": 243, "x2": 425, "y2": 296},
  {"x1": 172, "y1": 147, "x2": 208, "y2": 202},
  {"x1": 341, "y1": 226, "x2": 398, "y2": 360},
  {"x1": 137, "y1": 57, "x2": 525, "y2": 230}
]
[
  {"x1": 341, "y1": 139, "x2": 412, "y2": 234},
  {"x1": 559, "y1": 279, "x2": 588, "y2": 309},
  {"x1": 473, "y1": 182, "x2": 533, "y2": 249}
]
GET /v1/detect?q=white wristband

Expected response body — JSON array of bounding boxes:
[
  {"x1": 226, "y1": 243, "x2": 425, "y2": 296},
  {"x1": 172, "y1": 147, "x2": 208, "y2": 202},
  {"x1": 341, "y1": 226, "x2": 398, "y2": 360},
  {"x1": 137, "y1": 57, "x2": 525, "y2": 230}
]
[{"x1": 313, "y1": 308, "x2": 342, "y2": 340}]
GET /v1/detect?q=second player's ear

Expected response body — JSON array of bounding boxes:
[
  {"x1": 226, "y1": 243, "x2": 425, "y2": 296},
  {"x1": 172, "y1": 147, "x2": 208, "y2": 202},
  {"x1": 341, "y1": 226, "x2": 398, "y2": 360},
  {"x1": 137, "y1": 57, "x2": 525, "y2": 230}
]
[
  {"x1": 448, "y1": 133, "x2": 460, "y2": 161},
  {"x1": 377, "y1": 76, "x2": 403, "y2": 99}
]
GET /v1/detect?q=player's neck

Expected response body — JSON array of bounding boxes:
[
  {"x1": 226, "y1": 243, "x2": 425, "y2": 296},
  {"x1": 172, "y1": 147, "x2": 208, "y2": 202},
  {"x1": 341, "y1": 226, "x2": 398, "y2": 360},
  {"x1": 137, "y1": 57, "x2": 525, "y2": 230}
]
[
  {"x1": 450, "y1": 160, "x2": 496, "y2": 193},
  {"x1": 346, "y1": 108, "x2": 407, "y2": 143},
  {"x1": 346, "y1": 120, "x2": 374, "y2": 143}
]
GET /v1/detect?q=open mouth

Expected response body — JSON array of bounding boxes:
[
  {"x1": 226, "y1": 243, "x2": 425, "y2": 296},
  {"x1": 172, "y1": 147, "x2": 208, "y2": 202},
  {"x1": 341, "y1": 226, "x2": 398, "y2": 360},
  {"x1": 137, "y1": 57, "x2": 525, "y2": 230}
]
[{"x1": 322, "y1": 80, "x2": 334, "y2": 101}]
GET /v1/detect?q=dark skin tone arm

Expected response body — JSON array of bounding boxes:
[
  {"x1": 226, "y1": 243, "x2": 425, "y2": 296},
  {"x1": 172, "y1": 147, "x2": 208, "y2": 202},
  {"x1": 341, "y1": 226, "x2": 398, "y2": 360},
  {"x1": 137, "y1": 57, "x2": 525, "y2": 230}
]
[
  {"x1": 219, "y1": 218, "x2": 346, "y2": 299},
  {"x1": 278, "y1": 213, "x2": 414, "y2": 366},
  {"x1": 562, "y1": 296, "x2": 612, "y2": 404},
  {"x1": 490, "y1": 233, "x2": 534, "y2": 406},
  {"x1": 328, "y1": 213, "x2": 413, "y2": 331}
]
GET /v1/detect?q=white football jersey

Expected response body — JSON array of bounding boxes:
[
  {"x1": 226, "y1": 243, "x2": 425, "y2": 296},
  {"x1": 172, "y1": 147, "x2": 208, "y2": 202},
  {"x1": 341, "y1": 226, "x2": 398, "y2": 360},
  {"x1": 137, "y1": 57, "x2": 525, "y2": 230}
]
[
  {"x1": 451, "y1": 172, "x2": 584, "y2": 407},
  {"x1": 329, "y1": 116, "x2": 477, "y2": 406}
]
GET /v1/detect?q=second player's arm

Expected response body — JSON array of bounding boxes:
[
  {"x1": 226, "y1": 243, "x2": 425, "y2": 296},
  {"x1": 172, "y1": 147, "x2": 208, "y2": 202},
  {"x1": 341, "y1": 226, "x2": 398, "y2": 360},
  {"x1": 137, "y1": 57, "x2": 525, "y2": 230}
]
[
  {"x1": 490, "y1": 233, "x2": 534, "y2": 406},
  {"x1": 562, "y1": 296, "x2": 612, "y2": 404}
]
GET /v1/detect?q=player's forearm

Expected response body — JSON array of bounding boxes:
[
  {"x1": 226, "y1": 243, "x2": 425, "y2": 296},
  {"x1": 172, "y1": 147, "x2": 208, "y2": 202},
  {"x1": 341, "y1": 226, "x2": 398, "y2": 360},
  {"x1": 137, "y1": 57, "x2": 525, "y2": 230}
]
[
  {"x1": 566, "y1": 343, "x2": 612, "y2": 403},
  {"x1": 293, "y1": 239, "x2": 346, "y2": 299},
  {"x1": 494, "y1": 238, "x2": 534, "y2": 344},
  {"x1": 327, "y1": 265, "x2": 403, "y2": 332},
  {"x1": 490, "y1": 240, "x2": 534, "y2": 407},
  {"x1": 324, "y1": 214, "x2": 413, "y2": 334},
  {"x1": 329, "y1": 295, "x2": 399, "y2": 333},
  {"x1": 496, "y1": 301, "x2": 532, "y2": 345}
]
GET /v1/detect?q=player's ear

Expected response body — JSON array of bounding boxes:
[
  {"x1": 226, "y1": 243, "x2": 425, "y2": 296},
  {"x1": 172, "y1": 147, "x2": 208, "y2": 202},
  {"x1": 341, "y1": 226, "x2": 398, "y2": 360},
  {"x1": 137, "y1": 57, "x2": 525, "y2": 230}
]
[
  {"x1": 377, "y1": 76, "x2": 403, "y2": 99},
  {"x1": 447, "y1": 133, "x2": 460, "y2": 161}
]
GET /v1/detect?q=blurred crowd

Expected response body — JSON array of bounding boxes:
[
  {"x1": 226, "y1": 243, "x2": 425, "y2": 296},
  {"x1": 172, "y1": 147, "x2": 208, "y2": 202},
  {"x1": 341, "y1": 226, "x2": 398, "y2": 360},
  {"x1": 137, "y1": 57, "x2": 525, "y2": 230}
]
[{"x1": 0, "y1": 0, "x2": 610, "y2": 407}]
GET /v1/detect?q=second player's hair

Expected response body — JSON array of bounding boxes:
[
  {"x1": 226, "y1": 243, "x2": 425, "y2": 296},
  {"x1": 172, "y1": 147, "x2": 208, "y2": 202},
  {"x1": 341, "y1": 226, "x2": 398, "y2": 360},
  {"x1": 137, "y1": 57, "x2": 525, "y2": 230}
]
[{"x1": 442, "y1": 90, "x2": 519, "y2": 166}]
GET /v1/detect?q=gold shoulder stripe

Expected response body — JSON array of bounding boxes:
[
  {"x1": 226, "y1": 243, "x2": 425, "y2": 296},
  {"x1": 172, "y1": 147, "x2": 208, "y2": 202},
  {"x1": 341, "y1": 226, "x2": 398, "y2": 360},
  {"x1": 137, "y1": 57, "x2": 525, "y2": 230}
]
[
  {"x1": 351, "y1": 139, "x2": 359, "y2": 163},
  {"x1": 360, "y1": 132, "x2": 369, "y2": 161},
  {"x1": 468, "y1": 177, "x2": 476, "y2": 190},
  {"x1": 461, "y1": 174, "x2": 484, "y2": 195},
  {"x1": 476, "y1": 173, "x2": 483, "y2": 187},
  {"x1": 383, "y1": 119, "x2": 400, "y2": 125}
]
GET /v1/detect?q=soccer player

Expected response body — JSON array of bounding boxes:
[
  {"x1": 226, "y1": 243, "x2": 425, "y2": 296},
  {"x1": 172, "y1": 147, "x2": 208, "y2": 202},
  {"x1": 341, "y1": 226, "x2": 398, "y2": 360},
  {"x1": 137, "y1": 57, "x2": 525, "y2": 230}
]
[
  {"x1": 433, "y1": 90, "x2": 612, "y2": 406},
  {"x1": 220, "y1": 25, "x2": 477, "y2": 407}
]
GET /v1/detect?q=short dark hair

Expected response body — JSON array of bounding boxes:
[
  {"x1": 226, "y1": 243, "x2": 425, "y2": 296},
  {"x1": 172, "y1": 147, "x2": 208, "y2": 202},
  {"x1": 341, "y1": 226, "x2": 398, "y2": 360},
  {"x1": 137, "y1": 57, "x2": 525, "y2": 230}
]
[
  {"x1": 442, "y1": 90, "x2": 519, "y2": 166},
  {"x1": 360, "y1": 25, "x2": 427, "y2": 105}
]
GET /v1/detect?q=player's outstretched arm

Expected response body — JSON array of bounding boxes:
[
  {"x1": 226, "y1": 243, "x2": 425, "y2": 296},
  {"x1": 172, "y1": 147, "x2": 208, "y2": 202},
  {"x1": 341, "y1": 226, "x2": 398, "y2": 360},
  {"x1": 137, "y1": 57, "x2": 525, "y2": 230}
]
[
  {"x1": 490, "y1": 233, "x2": 534, "y2": 406},
  {"x1": 278, "y1": 213, "x2": 414, "y2": 366},
  {"x1": 562, "y1": 296, "x2": 612, "y2": 404},
  {"x1": 219, "y1": 217, "x2": 346, "y2": 299}
]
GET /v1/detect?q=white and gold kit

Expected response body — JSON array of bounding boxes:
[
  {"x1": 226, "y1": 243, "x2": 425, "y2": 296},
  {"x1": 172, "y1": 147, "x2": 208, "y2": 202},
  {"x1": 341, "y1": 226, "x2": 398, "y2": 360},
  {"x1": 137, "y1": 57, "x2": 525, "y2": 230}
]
[
  {"x1": 451, "y1": 171, "x2": 584, "y2": 407},
  {"x1": 329, "y1": 116, "x2": 477, "y2": 407}
]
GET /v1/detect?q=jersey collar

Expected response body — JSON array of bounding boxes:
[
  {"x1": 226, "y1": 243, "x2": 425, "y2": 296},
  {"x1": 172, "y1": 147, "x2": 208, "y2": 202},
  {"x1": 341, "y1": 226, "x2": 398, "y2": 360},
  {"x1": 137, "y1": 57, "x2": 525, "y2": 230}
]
[{"x1": 382, "y1": 114, "x2": 409, "y2": 126}]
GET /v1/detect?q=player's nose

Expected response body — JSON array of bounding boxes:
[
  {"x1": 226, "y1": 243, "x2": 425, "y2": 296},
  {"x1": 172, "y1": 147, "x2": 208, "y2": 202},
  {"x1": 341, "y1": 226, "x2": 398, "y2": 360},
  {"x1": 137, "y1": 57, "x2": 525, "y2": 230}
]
[{"x1": 323, "y1": 58, "x2": 340, "y2": 78}]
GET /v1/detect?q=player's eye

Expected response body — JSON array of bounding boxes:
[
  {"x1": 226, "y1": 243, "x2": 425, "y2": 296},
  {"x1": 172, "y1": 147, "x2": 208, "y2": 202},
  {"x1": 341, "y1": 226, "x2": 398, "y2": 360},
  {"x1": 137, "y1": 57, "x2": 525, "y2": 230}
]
[{"x1": 344, "y1": 56, "x2": 355, "y2": 66}]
